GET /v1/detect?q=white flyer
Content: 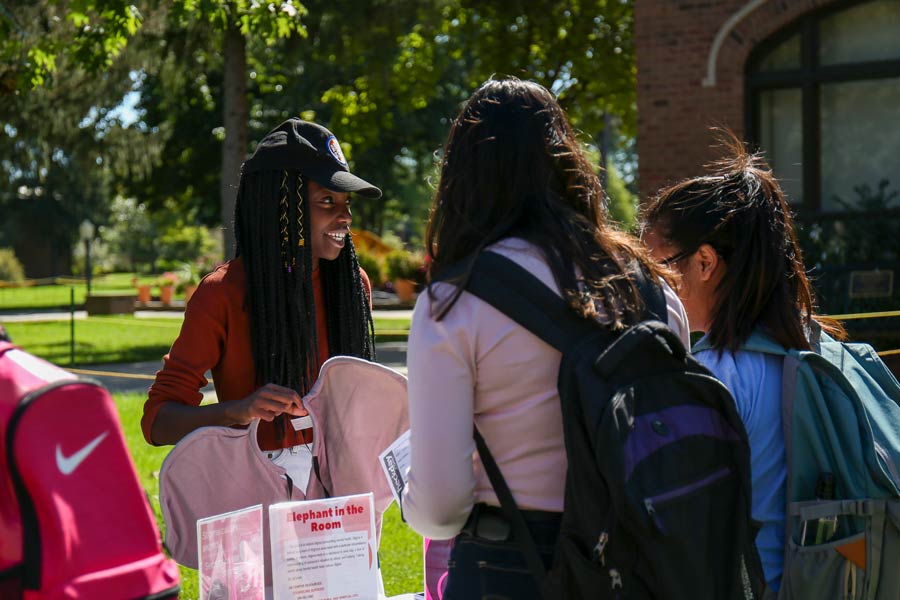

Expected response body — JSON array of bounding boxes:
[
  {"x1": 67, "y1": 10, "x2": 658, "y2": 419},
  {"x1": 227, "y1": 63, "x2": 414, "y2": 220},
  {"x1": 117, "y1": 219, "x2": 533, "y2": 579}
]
[
  {"x1": 197, "y1": 504, "x2": 265, "y2": 600},
  {"x1": 378, "y1": 429, "x2": 411, "y2": 505},
  {"x1": 269, "y1": 493, "x2": 378, "y2": 600}
]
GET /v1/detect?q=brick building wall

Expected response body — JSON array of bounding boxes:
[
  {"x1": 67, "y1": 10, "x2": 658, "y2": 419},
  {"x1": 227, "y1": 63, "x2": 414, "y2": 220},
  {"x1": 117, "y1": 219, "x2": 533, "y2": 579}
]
[{"x1": 634, "y1": 0, "x2": 842, "y2": 201}]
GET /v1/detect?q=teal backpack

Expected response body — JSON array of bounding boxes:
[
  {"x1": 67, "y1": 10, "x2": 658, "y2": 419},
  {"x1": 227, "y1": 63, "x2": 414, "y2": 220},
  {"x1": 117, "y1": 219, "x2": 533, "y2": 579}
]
[{"x1": 698, "y1": 327, "x2": 900, "y2": 599}]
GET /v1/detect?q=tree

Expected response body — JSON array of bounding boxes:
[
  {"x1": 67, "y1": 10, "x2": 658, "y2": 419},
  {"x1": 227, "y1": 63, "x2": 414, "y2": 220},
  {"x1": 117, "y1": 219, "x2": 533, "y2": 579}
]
[
  {"x1": 2, "y1": 0, "x2": 309, "y2": 259},
  {"x1": 306, "y1": 0, "x2": 638, "y2": 238},
  {"x1": 0, "y1": 37, "x2": 151, "y2": 276},
  {"x1": 168, "y1": 0, "x2": 308, "y2": 256},
  {"x1": 0, "y1": 0, "x2": 141, "y2": 93},
  {"x1": 3, "y1": 0, "x2": 639, "y2": 266}
]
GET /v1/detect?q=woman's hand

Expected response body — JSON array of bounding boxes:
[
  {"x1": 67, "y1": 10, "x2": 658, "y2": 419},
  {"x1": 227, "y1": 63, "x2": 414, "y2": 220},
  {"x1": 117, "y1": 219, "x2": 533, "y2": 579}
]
[{"x1": 228, "y1": 383, "x2": 308, "y2": 425}]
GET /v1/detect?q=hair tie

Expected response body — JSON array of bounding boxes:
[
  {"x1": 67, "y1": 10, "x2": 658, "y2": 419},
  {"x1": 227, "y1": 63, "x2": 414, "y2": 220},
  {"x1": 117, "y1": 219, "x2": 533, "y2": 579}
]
[
  {"x1": 296, "y1": 174, "x2": 305, "y2": 248},
  {"x1": 279, "y1": 170, "x2": 295, "y2": 272}
]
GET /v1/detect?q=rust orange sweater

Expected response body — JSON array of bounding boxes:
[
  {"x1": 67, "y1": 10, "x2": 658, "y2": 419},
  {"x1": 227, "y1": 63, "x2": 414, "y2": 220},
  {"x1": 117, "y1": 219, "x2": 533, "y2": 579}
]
[{"x1": 141, "y1": 257, "x2": 370, "y2": 450}]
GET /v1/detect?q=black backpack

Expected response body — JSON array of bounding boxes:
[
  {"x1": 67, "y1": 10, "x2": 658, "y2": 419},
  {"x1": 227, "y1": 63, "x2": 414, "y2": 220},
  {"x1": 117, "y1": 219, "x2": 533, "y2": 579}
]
[{"x1": 461, "y1": 251, "x2": 765, "y2": 600}]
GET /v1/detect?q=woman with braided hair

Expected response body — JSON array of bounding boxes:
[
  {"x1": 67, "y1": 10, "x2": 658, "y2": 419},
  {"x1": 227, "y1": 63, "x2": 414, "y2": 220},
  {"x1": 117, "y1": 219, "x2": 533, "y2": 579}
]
[
  {"x1": 401, "y1": 78, "x2": 690, "y2": 599},
  {"x1": 142, "y1": 119, "x2": 379, "y2": 488}
]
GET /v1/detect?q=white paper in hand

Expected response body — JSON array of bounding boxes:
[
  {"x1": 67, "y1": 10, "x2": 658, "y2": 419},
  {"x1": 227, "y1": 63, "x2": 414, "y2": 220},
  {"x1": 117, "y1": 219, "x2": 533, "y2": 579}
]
[{"x1": 378, "y1": 429, "x2": 411, "y2": 506}]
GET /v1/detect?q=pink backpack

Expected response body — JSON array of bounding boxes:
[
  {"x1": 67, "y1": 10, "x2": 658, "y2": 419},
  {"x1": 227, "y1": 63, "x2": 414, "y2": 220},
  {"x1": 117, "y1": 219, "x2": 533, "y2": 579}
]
[
  {"x1": 0, "y1": 341, "x2": 180, "y2": 599},
  {"x1": 159, "y1": 356, "x2": 409, "y2": 581}
]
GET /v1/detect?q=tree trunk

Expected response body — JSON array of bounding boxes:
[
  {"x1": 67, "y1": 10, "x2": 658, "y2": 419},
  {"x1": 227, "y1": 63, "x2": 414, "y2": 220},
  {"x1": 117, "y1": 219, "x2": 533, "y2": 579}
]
[{"x1": 220, "y1": 20, "x2": 249, "y2": 260}]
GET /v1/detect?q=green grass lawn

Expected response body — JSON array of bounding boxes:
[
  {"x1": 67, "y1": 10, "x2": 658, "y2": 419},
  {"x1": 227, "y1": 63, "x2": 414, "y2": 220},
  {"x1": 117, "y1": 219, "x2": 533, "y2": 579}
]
[
  {"x1": 5, "y1": 316, "x2": 410, "y2": 366},
  {"x1": 116, "y1": 392, "x2": 423, "y2": 599},
  {"x1": 5, "y1": 316, "x2": 185, "y2": 365},
  {"x1": 0, "y1": 273, "x2": 154, "y2": 310}
]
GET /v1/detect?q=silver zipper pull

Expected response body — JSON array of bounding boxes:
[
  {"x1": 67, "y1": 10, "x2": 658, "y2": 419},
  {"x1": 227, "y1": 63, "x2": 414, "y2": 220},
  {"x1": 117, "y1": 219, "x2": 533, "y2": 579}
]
[
  {"x1": 609, "y1": 568, "x2": 623, "y2": 590},
  {"x1": 644, "y1": 498, "x2": 666, "y2": 533},
  {"x1": 593, "y1": 532, "x2": 609, "y2": 566}
]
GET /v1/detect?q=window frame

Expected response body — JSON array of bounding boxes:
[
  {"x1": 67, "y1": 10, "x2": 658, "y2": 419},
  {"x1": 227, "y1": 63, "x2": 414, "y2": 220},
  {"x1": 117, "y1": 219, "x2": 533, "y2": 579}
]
[{"x1": 745, "y1": 0, "x2": 900, "y2": 214}]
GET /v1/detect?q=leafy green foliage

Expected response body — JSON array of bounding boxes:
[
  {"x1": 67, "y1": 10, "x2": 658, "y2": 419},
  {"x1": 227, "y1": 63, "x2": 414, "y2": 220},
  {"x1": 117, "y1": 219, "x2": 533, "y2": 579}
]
[
  {"x1": 606, "y1": 165, "x2": 638, "y2": 230},
  {"x1": 794, "y1": 179, "x2": 900, "y2": 314},
  {"x1": 832, "y1": 179, "x2": 900, "y2": 264},
  {"x1": 3, "y1": 1, "x2": 640, "y2": 274},
  {"x1": 168, "y1": 0, "x2": 307, "y2": 42},
  {"x1": 103, "y1": 197, "x2": 159, "y2": 272},
  {"x1": 798, "y1": 179, "x2": 900, "y2": 270},
  {"x1": 0, "y1": 248, "x2": 25, "y2": 282},
  {"x1": 385, "y1": 250, "x2": 425, "y2": 284},
  {"x1": 155, "y1": 224, "x2": 217, "y2": 272},
  {"x1": 1, "y1": 1, "x2": 142, "y2": 91},
  {"x1": 356, "y1": 250, "x2": 386, "y2": 288}
]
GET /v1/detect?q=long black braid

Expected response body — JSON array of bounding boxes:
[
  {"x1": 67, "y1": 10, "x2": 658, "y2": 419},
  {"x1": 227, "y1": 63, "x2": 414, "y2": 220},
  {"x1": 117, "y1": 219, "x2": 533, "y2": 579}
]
[
  {"x1": 321, "y1": 241, "x2": 376, "y2": 360},
  {"x1": 234, "y1": 169, "x2": 376, "y2": 440}
]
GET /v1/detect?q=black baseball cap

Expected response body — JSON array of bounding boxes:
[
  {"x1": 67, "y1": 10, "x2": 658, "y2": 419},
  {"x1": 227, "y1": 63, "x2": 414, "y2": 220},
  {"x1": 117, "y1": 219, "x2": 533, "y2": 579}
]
[{"x1": 242, "y1": 118, "x2": 382, "y2": 199}]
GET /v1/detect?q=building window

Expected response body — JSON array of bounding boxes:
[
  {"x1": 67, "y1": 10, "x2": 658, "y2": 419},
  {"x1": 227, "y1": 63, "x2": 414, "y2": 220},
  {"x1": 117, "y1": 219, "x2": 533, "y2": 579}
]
[{"x1": 746, "y1": 0, "x2": 900, "y2": 212}]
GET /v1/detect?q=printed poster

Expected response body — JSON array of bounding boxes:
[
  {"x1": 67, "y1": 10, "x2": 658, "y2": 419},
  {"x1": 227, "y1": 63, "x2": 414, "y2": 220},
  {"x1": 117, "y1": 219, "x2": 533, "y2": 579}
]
[
  {"x1": 269, "y1": 493, "x2": 378, "y2": 600},
  {"x1": 198, "y1": 504, "x2": 265, "y2": 600}
]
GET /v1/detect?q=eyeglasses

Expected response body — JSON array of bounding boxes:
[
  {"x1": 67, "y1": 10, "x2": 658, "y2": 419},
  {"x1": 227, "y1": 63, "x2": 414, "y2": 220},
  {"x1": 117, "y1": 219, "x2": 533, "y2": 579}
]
[{"x1": 660, "y1": 248, "x2": 696, "y2": 267}]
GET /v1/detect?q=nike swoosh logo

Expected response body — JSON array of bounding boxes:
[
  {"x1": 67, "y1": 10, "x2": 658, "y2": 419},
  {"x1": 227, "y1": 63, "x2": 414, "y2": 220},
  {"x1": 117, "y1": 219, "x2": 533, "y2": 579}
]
[{"x1": 56, "y1": 431, "x2": 109, "y2": 475}]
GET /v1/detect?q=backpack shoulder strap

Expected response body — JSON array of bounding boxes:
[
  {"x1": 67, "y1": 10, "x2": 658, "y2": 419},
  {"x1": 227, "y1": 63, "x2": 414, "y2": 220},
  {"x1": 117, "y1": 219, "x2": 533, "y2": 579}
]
[
  {"x1": 460, "y1": 252, "x2": 667, "y2": 352},
  {"x1": 633, "y1": 265, "x2": 667, "y2": 323},
  {"x1": 463, "y1": 252, "x2": 594, "y2": 352},
  {"x1": 473, "y1": 427, "x2": 549, "y2": 591}
]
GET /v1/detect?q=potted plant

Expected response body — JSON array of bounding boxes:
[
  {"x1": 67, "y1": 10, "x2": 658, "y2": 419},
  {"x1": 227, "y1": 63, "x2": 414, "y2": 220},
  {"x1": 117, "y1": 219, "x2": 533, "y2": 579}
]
[
  {"x1": 175, "y1": 255, "x2": 222, "y2": 304},
  {"x1": 135, "y1": 279, "x2": 153, "y2": 304},
  {"x1": 156, "y1": 272, "x2": 180, "y2": 306},
  {"x1": 386, "y1": 251, "x2": 424, "y2": 303},
  {"x1": 175, "y1": 262, "x2": 201, "y2": 304}
]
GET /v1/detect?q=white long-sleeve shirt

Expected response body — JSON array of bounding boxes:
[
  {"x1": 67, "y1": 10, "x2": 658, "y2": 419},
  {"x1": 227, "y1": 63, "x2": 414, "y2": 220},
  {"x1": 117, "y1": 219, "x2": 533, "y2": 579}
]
[{"x1": 401, "y1": 238, "x2": 691, "y2": 540}]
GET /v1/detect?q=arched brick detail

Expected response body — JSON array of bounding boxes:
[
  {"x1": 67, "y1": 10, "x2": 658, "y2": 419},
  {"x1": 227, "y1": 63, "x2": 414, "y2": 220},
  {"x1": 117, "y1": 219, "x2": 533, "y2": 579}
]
[
  {"x1": 716, "y1": 0, "x2": 846, "y2": 83},
  {"x1": 635, "y1": 0, "x2": 850, "y2": 202}
]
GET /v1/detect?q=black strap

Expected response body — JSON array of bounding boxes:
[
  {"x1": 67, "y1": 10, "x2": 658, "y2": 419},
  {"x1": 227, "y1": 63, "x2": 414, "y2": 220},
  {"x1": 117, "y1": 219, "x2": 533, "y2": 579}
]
[
  {"x1": 464, "y1": 252, "x2": 589, "y2": 351},
  {"x1": 635, "y1": 264, "x2": 667, "y2": 323},
  {"x1": 473, "y1": 427, "x2": 548, "y2": 593},
  {"x1": 312, "y1": 456, "x2": 331, "y2": 498},
  {"x1": 463, "y1": 252, "x2": 668, "y2": 351}
]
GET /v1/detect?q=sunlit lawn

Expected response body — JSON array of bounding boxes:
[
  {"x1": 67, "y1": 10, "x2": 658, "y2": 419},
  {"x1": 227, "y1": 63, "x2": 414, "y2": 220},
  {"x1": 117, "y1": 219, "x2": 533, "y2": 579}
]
[
  {"x1": 5, "y1": 316, "x2": 185, "y2": 365},
  {"x1": 0, "y1": 273, "x2": 153, "y2": 310},
  {"x1": 5, "y1": 316, "x2": 411, "y2": 366},
  {"x1": 117, "y1": 390, "x2": 422, "y2": 600}
]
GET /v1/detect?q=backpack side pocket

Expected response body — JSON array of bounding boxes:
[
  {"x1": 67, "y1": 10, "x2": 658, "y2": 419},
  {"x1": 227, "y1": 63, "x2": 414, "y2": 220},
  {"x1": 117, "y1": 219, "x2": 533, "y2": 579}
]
[{"x1": 780, "y1": 499, "x2": 900, "y2": 600}]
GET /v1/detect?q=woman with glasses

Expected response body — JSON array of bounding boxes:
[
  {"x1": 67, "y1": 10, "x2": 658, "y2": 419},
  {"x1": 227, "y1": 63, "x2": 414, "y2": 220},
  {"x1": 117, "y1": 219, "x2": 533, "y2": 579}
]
[{"x1": 640, "y1": 131, "x2": 844, "y2": 593}]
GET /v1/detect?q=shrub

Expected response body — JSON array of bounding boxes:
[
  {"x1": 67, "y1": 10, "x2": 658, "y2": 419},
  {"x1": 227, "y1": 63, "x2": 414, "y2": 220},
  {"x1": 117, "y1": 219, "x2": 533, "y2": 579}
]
[
  {"x1": 156, "y1": 225, "x2": 217, "y2": 272},
  {"x1": 155, "y1": 271, "x2": 180, "y2": 289},
  {"x1": 105, "y1": 196, "x2": 159, "y2": 272},
  {"x1": 0, "y1": 248, "x2": 25, "y2": 282},
  {"x1": 355, "y1": 250, "x2": 385, "y2": 288},
  {"x1": 385, "y1": 250, "x2": 425, "y2": 285}
]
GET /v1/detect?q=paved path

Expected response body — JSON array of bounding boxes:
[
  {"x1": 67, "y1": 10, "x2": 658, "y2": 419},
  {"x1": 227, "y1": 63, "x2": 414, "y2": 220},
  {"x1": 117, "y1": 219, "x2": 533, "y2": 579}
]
[{"x1": 73, "y1": 341, "x2": 408, "y2": 398}]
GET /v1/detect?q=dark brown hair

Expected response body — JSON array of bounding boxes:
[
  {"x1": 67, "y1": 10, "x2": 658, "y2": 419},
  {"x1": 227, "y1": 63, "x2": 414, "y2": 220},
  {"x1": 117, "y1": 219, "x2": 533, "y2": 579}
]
[
  {"x1": 641, "y1": 130, "x2": 843, "y2": 351},
  {"x1": 425, "y1": 77, "x2": 663, "y2": 327}
]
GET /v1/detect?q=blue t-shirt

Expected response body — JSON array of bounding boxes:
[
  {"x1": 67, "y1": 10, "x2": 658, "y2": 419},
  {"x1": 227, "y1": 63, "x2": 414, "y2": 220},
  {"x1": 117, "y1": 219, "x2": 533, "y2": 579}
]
[{"x1": 694, "y1": 340, "x2": 786, "y2": 592}]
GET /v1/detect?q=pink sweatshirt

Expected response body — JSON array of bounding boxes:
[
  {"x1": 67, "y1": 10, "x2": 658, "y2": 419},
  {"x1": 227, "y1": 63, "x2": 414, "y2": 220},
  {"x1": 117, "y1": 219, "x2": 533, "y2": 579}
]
[{"x1": 401, "y1": 238, "x2": 690, "y2": 540}]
